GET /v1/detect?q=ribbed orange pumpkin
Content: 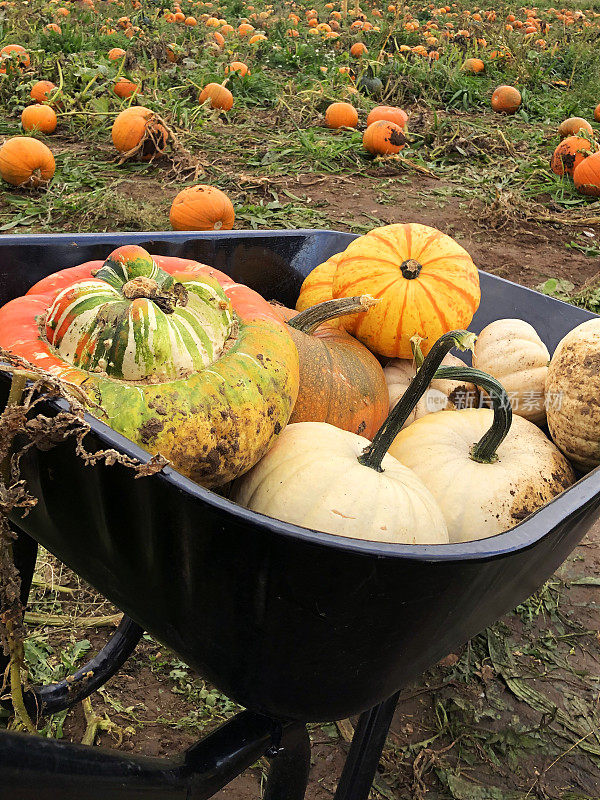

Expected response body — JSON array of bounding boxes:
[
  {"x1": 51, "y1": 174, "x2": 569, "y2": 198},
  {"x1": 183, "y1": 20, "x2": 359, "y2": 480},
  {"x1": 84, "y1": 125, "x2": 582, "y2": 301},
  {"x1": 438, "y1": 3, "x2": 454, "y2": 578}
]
[
  {"x1": 21, "y1": 105, "x2": 57, "y2": 134},
  {"x1": 325, "y1": 102, "x2": 359, "y2": 129},
  {"x1": 198, "y1": 83, "x2": 234, "y2": 111},
  {"x1": 366, "y1": 106, "x2": 408, "y2": 129},
  {"x1": 551, "y1": 136, "x2": 593, "y2": 177},
  {"x1": 0, "y1": 136, "x2": 56, "y2": 187},
  {"x1": 30, "y1": 80, "x2": 57, "y2": 104},
  {"x1": 574, "y1": 151, "x2": 600, "y2": 196},
  {"x1": 558, "y1": 117, "x2": 593, "y2": 139},
  {"x1": 296, "y1": 253, "x2": 343, "y2": 314},
  {"x1": 111, "y1": 106, "x2": 169, "y2": 159},
  {"x1": 363, "y1": 120, "x2": 407, "y2": 155},
  {"x1": 114, "y1": 78, "x2": 139, "y2": 99},
  {"x1": 594, "y1": 105, "x2": 600, "y2": 123},
  {"x1": 462, "y1": 57, "x2": 485, "y2": 73},
  {"x1": 170, "y1": 185, "x2": 235, "y2": 231},
  {"x1": 276, "y1": 299, "x2": 389, "y2": 439},
  {"x1": 331, "y1": 224, "x2": 481, "y2": 358},
  {"x1": 491, "y1": 85, "x2": 521, "y2": 114}
]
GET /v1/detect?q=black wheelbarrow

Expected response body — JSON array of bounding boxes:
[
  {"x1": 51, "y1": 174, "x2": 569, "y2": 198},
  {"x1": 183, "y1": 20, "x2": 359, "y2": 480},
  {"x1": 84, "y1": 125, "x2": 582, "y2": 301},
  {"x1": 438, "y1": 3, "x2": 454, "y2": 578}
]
[{"x1": 0, "y1": 230, "x2": 598, "y2": 800}]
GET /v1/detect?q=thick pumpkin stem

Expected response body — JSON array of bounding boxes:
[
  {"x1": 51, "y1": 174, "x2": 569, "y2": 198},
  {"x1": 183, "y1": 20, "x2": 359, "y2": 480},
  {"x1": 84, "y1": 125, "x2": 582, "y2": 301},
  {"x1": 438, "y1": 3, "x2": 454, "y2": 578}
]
[
  {"x1": 358, "y1": 330, "x2": 477, "y2": 472},
  {"x1": 288, "y1": 295, "x2": 377, "y2": 335},
  {"x1": 400, "y1": 259, "x2": 422, "y2": 280},
  {"x1": 433, "y1": 366, "x2": 512, "y2": 464},
  {"x1": 122, "y1": 277, "x2": 188, "y2": 314}
]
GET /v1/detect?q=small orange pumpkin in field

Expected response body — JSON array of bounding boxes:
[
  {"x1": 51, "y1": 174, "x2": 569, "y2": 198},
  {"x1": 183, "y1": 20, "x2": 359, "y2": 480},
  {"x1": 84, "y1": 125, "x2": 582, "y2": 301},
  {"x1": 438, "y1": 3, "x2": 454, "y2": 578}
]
[
  {"x1": 558, "y1": 117, "x2": 593, "y2": 139},
  {"x1": 491, "y1": 85, "x2": 521, "y2": 114},
  {"x1": 363, "y1": 120, "x2": 407, "y2": 155},
  {"x1": 225, "y1": 61, "x2": 250, "y2": 76},
  {"x1": 574, "y1": 151, "x2": 600, "y2": 196},
  {"x1": 30, "y1": 80, "x2": 57, "y2": 104},
  {"x1": 45, "y1": 23, "x2": 62, "y2": 34},
  {"x1": 350, "y1": 42, "x2": 368, "y2": 57},
  {"x1": 108, "y1": 47, "x2": 127, "y2": 60},
  {"x1": 331, "y1": 223, "x2": 481, "y2": 358},
  {"x1": 21, "y1": 105, "x2": 57, "y2": 134},
  {"x1": 112, "y1": 106, "x2": 169, "y2": 159},
  {"x1": 551, "y1": 136, "x2": 594, "y2": 177},
  {"x1": 594, "y1": 105, "x2": 600, "y2": 123},
  {"x1": 462, "y1": 57, "x2": 484, "y2": 73},
  {"x1": 0, "y1": 136, "x2": 56, "y2": 187},
  {"x1": 170, "y1": 185, "x2": 235, "y2": 231},
  {"x1": 199, "y1": 83, "x2": 234, "y2": 111},
  {"x1": 366, "y1": 106, "x2": 408, "y2": 129},
  {"x1": 0, "y1": 44, "x2": 30, "y2": 73},
  {"x1": 325, "y1": 102, "x2": 358, "y2": 129},
  {"x1": 113, "y1": 78, "x2": 139, "y2": 99}
]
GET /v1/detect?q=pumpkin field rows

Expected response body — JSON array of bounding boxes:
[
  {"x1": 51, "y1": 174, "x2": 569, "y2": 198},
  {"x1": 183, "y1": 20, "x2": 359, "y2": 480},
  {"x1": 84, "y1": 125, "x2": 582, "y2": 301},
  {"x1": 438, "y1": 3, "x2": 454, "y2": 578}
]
[{"x1": 2, "y1": 0, "x2": 600, "y2": 797}]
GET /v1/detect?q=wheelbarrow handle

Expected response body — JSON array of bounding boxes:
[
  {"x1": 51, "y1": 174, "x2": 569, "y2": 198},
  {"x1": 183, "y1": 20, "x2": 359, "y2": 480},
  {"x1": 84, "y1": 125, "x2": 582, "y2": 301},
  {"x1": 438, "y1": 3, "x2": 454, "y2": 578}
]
[{"x1": 0, "y1": 710, "x2": 310, "y2": 800}]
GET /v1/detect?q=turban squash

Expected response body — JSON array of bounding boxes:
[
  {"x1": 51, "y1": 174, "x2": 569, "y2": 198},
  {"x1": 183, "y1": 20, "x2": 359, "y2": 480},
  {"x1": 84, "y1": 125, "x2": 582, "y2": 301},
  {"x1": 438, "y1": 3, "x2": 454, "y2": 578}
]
[{"x1": 0, "y1": 245, "x2": 299, "y2": 487}]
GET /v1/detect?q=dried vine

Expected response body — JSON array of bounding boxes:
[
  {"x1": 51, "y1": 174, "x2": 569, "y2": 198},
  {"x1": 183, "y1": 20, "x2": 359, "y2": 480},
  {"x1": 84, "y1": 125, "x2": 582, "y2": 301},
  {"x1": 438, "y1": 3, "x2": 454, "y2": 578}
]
[{"x1": 0, "y1": 347, "x2": 168, "y2": 731}]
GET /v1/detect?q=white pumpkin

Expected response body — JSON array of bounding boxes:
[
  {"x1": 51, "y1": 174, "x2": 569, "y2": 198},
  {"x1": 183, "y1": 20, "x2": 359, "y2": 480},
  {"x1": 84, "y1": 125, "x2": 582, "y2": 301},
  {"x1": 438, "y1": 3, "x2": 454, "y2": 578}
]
[
  {"x1": 546, "y1": 318, "x2": 600, "y2": 471},
  {"x1": 384, "y1": 352, "x2": 478, "y2": 429},
  {"x1": 390, "y1": 407, "x2": 575, "y2": 543},
  {"x1": 472, "y1": 319, "x2": 549, "y2": 425},
  {"x1": 231, "y1": 421, "x2": 449, "y2": 544}
]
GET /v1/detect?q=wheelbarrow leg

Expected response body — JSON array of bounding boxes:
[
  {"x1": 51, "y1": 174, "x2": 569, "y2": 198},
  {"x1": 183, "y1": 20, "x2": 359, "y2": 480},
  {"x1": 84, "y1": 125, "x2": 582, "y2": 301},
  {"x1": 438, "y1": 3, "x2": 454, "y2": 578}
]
[
  {"x1": 263, "y1": 723, "x2": 311, "y2": 800},
  {"x1": 334, "y1": 692, "x2": 400, "y2": 800}
]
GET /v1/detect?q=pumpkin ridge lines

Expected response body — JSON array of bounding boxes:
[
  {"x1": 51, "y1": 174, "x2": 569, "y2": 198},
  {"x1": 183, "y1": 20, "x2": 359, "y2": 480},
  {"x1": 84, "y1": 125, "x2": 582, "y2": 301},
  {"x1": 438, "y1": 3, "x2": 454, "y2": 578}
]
[
  {"x1": 419, "y1": 272, "x2": 479, "y2": 307},
  {"x1": 394, "y1": 285, "x2": 410, "y2": 352},
  {"x1": 411, "y1": 229, "x2": 444, "y2": 263}
]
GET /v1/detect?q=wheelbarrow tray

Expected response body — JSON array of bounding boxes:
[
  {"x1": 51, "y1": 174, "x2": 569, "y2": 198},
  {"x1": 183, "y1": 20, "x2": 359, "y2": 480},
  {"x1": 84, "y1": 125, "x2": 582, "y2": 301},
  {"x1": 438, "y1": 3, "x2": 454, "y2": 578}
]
[{"x1": 1, "y1": 230, "x2": 599, "y2": 723}]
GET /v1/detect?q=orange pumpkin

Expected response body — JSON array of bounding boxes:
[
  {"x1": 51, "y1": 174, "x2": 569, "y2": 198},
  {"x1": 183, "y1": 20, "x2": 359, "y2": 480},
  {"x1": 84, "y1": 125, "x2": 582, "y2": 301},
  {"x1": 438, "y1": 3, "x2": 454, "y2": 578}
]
[
  {"x1": 113, "y1": 78, "x2": 139, "y2": 99},
  {"x1": 249, "y1": 33, "x2": 267, "y2": 43},
  {"x1": 325, "y1": 102, "x2": 359, "y2": 129},
  {"x1": 296, "y1": 253, "x2": 344, "y2": 322},
  {"x1": 198, "y1": 83, "x2": 234, "y2": 111},
  {"x1": 574, "y1": 151, "x2": 600, "y2": 196},
  {"x1": 594, "y1": 104, "x2": 600, "y2": 123},
  {"x1": 350, "y1": 42, "x2": 368, "y2": 57},
  {"x1": 0, "y1": 136, "x2": 56, "y2": 187},
  {"x1": 30, "y1": 80, "x2": 57, "y2": 104},
  {"x1": 558, "y1": 117, "x2": 594, "y2": 139},
  {"x1": 112, "y1": 106, "x2": 168, "y2": 159},
  {"x1": 331, "y1": 223, "x2": 481, "y2": 358},
  {"x1": 551, "y1": 136, "x2": 593, "y2": 177},
  {"x1": 108, "y1": 47, "x2": 127, "y2": 60},
  {"x1": 363, "y1": 120, "x2": 407, "y2": 155},
  {"x1": 45, "y1": 23, "x2": 62, "y2": 34},
  {"x1": 0, "y1": 44, "x2": 30, "y2": 73},
  {"x1": 366, "y1": 106, "x2": 408, "y2": 129},
  {"x1": 276, "y1": 299, "x2": 389, "y2": 439},
  {"x1": 491, "y1": 85, "x2": 521, "y2": 114},
  {"x1": 225, "y1": 61, "x2": 250, "y2": 76},
  {"x1": 21, "y1": 105, "x2": 57, "y2": 134},
  {"x1": 461, "y1": 57, "x2": 484, "y2": 73},
  {"x1": 170, "y1": 185, "x2": 235, "y2": 231}
]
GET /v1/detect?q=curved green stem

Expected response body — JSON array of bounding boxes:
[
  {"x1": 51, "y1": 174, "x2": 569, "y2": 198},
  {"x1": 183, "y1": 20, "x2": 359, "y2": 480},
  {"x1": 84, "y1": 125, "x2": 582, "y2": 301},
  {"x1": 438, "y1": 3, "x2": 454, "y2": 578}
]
[
  {"x1": 358, "y1": 329, "x2": 477, "y2": 471},
  {"x1": 433, "y1": 366, "x2": 512, "y2": 464},
  {"x1": 288, "y1": 295, "x2": 376, "y2": 335}
]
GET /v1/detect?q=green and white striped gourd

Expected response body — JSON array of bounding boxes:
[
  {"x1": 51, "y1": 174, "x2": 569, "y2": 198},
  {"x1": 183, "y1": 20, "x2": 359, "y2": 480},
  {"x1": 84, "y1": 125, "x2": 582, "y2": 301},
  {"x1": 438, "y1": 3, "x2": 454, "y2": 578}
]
[{"x1": 45, "y1": 246, "x2": 234, "y2": 383}]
